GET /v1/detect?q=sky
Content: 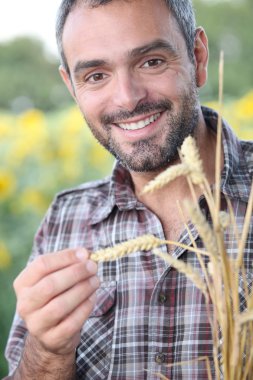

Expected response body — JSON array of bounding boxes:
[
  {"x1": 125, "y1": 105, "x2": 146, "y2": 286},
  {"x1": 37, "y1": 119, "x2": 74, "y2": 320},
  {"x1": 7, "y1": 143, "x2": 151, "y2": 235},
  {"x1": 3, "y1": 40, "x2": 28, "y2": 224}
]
[
  {"x1": 0, "y1": 0, "x2": 62, "y2": 56},
  {"x1": 0, "y1": 0, "x2": 240, "y2": 56}
]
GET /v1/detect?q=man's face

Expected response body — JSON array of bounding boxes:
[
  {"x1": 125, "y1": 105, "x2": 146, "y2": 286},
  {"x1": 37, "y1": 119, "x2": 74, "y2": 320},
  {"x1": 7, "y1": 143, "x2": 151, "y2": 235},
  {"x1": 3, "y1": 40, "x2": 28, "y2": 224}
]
[{"x1": 61, "y1": 0, "x2": 202, "y2": 172}]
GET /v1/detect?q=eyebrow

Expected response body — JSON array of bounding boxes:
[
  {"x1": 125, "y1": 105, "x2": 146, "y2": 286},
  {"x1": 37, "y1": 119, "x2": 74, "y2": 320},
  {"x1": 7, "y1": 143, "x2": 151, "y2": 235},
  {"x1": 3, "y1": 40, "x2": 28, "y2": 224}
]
[
  {"x1": 129, "y1": 39, "x2": 178, "y2": 58},
  {"x1": 74, "y1": 59, "x2": 107, "y2": 75},
  {"x1": 73, "y1": 39, "x2": 178, "y2": 76}
]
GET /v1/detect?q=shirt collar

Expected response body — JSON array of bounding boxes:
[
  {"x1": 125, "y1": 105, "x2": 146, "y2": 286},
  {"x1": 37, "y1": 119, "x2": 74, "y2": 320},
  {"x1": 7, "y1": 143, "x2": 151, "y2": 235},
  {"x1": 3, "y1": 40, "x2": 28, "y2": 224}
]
[
  {"x1": 109, "y1": 161, "x2": 146, "y2": 211},
  {"x1": 202, "y1": 106, "x2": 252, "y2": 202},
  {"x1": 90, "y1": 161, "x2": 145, "y2": 225}
]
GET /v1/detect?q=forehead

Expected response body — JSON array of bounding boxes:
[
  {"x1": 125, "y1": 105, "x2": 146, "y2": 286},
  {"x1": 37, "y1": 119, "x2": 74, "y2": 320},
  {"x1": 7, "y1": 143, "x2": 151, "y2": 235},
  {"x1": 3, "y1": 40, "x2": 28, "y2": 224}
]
[{"x1": 62, "y1": 0, "x2": 185, "y2": 69}]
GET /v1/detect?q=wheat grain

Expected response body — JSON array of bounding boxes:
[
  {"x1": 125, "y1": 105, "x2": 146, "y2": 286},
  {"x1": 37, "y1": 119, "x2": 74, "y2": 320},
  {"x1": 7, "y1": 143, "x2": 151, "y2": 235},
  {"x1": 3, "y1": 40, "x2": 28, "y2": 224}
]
[
  {"x1": 141, "y1": 163, "x2": 189, "y2": 194},
  {"x1": 180, "y1": 136, "x2": 205, "y2": 185},
  {"x1": 90, "y1": 234, "x2": 166, "y2": 262},
  {"x1": 219, "y1": 211, "x2": 230, "y2": 229}
]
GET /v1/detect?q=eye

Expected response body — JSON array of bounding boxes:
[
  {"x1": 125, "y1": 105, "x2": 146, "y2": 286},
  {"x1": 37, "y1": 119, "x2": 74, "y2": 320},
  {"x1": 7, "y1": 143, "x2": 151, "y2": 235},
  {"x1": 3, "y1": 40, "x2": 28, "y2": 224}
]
[
  {"x1": 85, "y1": 72, "x2": 107, "y2": 83},
  {"x1": 142, "y1": 59, "x2": 164, "y2": 68}
]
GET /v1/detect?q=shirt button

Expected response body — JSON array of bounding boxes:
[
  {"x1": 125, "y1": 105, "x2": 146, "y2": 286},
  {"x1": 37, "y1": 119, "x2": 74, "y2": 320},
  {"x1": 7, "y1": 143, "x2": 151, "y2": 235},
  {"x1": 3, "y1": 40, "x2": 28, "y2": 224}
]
[
  {"x1": 155, "y1": 353, "x2": 166, "y2": 364},
  {"x1": 158, "y1": 293, "x2": 167, "y2": 304}
]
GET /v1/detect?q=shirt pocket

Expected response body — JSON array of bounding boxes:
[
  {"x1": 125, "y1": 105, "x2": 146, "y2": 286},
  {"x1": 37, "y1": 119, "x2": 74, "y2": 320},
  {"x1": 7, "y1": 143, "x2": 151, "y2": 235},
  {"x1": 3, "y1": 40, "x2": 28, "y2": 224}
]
[
  {"x1": 90, "y1": 281, "x2": 116, "y2": 317},
  {"x1": 76, "y1": 281, "x2": 117, "y2": 379}
]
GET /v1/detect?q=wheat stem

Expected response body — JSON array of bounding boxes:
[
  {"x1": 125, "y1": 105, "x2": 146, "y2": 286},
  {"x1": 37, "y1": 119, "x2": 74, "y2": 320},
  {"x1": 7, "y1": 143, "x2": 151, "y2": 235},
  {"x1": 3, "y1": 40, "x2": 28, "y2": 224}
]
[{"x1": 215, "y1": 51, "x2": 224, "y2": 226}]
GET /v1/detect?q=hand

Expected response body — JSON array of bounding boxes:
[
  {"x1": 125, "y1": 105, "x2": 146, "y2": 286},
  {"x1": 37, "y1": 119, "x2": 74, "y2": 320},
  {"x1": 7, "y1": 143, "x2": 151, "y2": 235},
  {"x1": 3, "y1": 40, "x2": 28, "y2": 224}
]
[{"x1": 14, "y1": 248, "x2": 100, "y2": 356}]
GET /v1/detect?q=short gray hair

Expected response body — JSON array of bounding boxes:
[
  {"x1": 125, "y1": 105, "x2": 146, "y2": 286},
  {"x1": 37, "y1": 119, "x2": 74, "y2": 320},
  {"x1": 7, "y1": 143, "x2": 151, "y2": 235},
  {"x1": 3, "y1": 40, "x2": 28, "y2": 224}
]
[{"x1": 56, "y1": 0, "x2": 196, "y2": 74}]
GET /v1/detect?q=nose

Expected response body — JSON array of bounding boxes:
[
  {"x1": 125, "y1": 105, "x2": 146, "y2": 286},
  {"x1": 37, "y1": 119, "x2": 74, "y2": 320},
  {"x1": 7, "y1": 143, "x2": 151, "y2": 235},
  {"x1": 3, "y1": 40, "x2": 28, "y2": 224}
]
[{"x1": 111, "y1": 70, "x2": 148, "y2": 112}]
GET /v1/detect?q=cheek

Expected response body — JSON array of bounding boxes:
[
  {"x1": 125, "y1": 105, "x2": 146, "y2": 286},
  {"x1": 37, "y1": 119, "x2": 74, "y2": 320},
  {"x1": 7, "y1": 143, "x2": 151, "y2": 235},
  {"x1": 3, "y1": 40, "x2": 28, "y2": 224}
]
[
  {"x1": 77, "y1": 92, "x2": 106, "y2": 124},
  {"x1": 147, "y1": 70, "x2": 188, "y2": 101}
]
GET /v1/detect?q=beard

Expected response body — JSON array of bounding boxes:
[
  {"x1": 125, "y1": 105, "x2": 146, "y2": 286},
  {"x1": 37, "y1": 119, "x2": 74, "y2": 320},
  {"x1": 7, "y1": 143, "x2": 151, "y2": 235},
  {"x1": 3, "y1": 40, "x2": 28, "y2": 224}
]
[{"x1": 83, "y1": 79, "x2": 200, "y2": 172}]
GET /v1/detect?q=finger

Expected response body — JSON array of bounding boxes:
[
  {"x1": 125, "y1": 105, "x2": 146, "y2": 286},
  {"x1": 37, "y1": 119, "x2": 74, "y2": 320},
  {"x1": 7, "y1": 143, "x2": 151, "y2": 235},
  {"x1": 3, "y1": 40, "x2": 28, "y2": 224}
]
[
  {"x1": 14, "y1": 248, "x2": 89, "y2": 289},
  {"x1": 26, "y1": 276, "x2": 99, "y2": 334},
  {"x1": 18, "y1": 259, "x2": 98, "y2": 314},
  {"x1": 34, "y1": 296, "x2": 97, "y2": 355}
]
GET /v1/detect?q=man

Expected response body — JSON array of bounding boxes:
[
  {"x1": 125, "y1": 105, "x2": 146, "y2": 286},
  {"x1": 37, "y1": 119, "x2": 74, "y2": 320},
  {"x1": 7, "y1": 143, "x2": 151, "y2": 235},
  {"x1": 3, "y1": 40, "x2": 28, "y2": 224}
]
[{"x1": 4, "y1": 0, "x2": 252, "y2": 379}]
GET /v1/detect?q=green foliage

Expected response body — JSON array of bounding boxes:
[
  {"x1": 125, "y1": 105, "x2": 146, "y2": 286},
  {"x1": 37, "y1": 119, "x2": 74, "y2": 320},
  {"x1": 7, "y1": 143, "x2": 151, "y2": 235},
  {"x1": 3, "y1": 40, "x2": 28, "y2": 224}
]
[
  {"x1": 194, "y1": 0, "x2": 253, "y2": 100},
  {"x1": 0, "y1": 1, "x2": 252, "y2": 111},
  {"x1": 0, "y1": 37, "x2": 71, "y2": 112}
]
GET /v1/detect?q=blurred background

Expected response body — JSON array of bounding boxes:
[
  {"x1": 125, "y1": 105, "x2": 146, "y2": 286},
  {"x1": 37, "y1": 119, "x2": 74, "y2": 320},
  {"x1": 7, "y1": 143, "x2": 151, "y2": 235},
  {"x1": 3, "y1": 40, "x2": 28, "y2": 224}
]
[{"x1": 0, "y1": 0, "x2": 252, "y2": 376}]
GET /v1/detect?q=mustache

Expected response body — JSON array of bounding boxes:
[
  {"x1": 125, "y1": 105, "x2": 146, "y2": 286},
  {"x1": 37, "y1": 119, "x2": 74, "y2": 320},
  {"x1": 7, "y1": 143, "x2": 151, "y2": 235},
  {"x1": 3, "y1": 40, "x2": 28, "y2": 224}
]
[{"x1": 101, "y1": 100, "x2": 173, "y2": 125}]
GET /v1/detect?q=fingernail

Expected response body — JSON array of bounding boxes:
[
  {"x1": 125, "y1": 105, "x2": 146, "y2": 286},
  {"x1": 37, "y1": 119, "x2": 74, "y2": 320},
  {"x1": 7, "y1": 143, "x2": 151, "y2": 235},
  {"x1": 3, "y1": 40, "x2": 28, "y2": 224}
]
[
  {"x1": 89, "y1": 276, "x2": 100, "y2": 289},
  {"x1": 76, "y1": 249, "x2": 88, "y2": 262},
  {"x1": 86, "y1": 259, "x2": 97, "y2": 273}
]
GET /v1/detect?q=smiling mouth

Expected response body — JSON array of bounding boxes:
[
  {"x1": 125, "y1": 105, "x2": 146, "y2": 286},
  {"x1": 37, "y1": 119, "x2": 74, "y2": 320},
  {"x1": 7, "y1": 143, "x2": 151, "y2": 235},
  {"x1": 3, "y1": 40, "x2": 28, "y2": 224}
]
[{"x1": 116, "y1": 112, "x2": 161, "y2": 131}]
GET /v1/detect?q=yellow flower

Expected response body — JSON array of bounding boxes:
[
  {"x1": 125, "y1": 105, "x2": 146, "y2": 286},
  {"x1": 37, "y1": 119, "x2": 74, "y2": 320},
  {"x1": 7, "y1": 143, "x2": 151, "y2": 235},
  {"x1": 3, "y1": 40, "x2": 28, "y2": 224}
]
[
  {"x1": 18, "y1": 109, "x2": 46, "y2": 129},
  {"x1": 58, "y1": 136, "x2": 81, "y2": 159},
  {"x1": 18, "y1": 188, "x2": 48, "y2": 214},
  {"x1": 0, "y1": 170, "x2": 16, "y2": 201},
  {"x1": 0, "y1": 114, "x2": 14, "y2": 138},
  {"x1": 62, "y1": 159, "x2": 82, "y2": 180},
  {"x1": 204, "y1": 101, "x2": 219, "y2": 112},
  {"x1": 0, "y1": 242, "x2": 11, "y2": 269},
  {"x1": 234, "y1": 91, "x2": 253, "y2": 121},
  {"x1": 7, "y1": 109, "x2": 49, "y2": 165},
  {"x1": 89, "y1": 143, "x2": 112, "y2": 168},
  {"x1": 62, "y1": 106, "x2": 85, "y2": 134}
]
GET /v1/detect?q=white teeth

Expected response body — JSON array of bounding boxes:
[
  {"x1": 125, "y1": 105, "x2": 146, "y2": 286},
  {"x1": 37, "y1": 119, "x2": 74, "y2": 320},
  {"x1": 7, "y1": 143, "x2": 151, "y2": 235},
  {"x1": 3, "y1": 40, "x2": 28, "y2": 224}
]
[{"x1": 118, "y1": 113, "x2": 161, "y2": 130}]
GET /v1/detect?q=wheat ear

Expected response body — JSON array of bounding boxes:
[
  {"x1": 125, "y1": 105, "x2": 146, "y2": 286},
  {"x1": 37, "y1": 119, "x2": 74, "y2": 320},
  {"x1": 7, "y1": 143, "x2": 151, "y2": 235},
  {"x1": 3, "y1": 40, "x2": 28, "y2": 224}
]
[
  {"x1": 141, "y1": 163, "x2": 189, "y2": 194},
  {"x1": 180, "y1": 136, "x2": 205, "y2": 185},
  {"x1": 90, "y1": 234, "x2": 166, "y2": 262}
]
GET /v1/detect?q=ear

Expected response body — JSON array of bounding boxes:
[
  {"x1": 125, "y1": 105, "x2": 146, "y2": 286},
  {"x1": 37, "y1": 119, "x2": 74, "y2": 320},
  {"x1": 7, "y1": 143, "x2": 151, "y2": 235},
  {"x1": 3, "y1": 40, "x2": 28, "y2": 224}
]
[
  {"x1": 59, "y1": 65, "x2": 76, "y2": 99},
  {"x1": 194, "y1": 27, "x2": 209, "y2": 88}
]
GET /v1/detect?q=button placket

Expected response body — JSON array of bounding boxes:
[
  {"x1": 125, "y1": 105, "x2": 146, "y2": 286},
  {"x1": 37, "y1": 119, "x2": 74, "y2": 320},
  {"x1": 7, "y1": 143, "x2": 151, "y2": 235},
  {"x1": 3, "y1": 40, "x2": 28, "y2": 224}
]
[{"x1": 158, "y1": 293, "x2": 167, "y2": 304}]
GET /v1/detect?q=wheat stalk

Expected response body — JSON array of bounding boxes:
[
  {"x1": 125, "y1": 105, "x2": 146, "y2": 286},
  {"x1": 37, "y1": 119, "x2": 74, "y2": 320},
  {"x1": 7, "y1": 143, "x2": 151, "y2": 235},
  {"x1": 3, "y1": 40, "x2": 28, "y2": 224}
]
[
  {"x1": 139, "y1": 51, "x2": 253, "y2": 380},
  {"x1": 149, "y1": 356, "x2": 212, "y2": 380}
]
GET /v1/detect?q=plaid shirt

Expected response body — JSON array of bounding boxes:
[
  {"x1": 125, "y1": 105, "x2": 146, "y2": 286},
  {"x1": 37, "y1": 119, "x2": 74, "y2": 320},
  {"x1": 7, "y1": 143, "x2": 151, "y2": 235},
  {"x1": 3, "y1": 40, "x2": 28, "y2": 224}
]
[{"x1": 4, "y1": 107, "x2": 253, "y2": 379}]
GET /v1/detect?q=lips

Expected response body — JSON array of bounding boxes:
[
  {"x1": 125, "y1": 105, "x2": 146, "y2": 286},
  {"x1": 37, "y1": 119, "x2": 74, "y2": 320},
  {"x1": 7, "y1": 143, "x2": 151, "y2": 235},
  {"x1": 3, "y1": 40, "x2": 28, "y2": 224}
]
[{"x1": 116, "y1": 112, "x2": 161, "y2": 131}]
